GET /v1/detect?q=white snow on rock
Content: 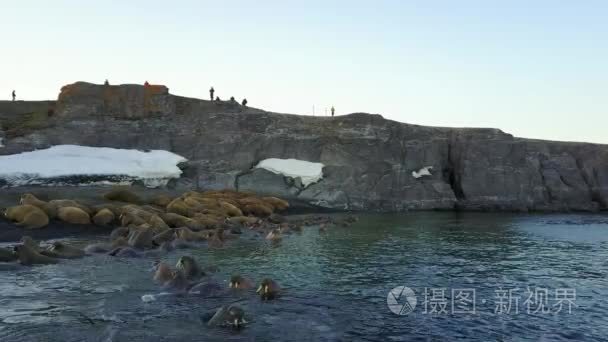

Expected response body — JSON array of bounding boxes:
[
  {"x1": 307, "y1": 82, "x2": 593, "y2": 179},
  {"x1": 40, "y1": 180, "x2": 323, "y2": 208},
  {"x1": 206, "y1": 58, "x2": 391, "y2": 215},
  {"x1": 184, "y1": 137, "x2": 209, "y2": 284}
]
[
  {"x1": 412, "y1": 166, "x2": 433, "y2": 179},
  {"x1": 255, "y1": 158, "x2": 324, "y2": 187},
  {"x1": 0, "y1": 145, "x2": 187, "y2": 188}
]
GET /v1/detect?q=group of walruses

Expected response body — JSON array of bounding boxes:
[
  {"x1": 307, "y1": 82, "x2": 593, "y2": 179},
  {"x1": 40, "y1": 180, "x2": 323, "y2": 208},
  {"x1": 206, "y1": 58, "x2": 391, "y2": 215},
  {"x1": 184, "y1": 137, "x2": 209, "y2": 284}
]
[{"x1": 1, "y1": 188, "x2": 297, "y2": 262}]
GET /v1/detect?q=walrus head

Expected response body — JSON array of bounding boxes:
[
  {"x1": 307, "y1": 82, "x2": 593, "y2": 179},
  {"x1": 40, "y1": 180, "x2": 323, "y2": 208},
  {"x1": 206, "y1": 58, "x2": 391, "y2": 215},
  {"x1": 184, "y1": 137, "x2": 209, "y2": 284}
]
[
  {"x1": 256, "y1": 278, "x2": 279, "y2": 299},
  {"x1": 175, "y1": 256, "x2": 204, "y2": 280},
  {"x1": 229, "y1": 275, "x2": 245, "y2": 289},
  {"x1": 226, "y1": 305, "x2": 246, "y2": 327}
]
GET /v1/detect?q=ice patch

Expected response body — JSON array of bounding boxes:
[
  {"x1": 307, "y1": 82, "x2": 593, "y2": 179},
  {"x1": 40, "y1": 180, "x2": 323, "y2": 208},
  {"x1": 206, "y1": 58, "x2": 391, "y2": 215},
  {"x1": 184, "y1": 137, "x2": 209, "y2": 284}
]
[
  {"x1": 0, "y1": 145, "x2": 187, "y2": 188},
  {"x1": 255, "y1": 158, "x2": 324, "y2": 187},
  {"x1": 412, "y1": 166, "x2": 433, "y2": 179}
]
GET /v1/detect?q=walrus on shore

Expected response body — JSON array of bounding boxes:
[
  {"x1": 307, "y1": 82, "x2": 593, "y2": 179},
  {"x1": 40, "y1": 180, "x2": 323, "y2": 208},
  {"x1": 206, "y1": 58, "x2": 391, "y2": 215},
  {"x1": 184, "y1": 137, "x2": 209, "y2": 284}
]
[
  {"x1": 41, "y1": 241, "x2": 85, "y2": 259},
  {"x1": 49, "y1": 199, "x2": 92, "y2": 215},
  {"x1": 0, "y1": 247, "x2": 17, "y2": 262},
  {"x1": 128, "y1": 228, "x2": 154, "y2": 249},
  {"x1": 148, "y1": 215, "x2": 170, "y2": 232},
  {"x1": 219, "y1": 201, "x2": 243, "y2": 217},
  {"x1": 161, "y1": 213, "x2": 194, "y2": 228},
  {"x1": 14, "y1": 244, "x2": 58, "y2": 265},
  {"x1": 103, "y1": 188, "x2": 142, "y2": 204},
  {"x1": 120, "y1": 212, "x2": 147, "y2": 227},
  {"x1": 57, "y1": 206, "x2": 91, "y2": 225},
  {"x1": 92, "y1": 208, "x2": 115, "y2": 226},
  {"x1": 262, "y1": 196, "x2": 289, "y2": 211},
  {"x1": 19, "y1": 193, "x2": 58, "y2": 218},
  {"x1": 166, "y1": 198, "x2": 190, "y2": 217},
  {"x1": 175, "y1": 227, "x2": 208, "y2": 242},
  {"x1": 153, "y1": 229, "x2": 175, "y2": 245},
  {"x1": 5, "y1": 204, "x2": 49, "y2": 229},
  {"x1": 148, "y1": 194, "x2": 173, "y2": 207},
  {"x1": 241, "y1": 203, "x2": 273, "y2": 217},
  {"x1": 175, "y1": 256, "x2": 204, "y2": 281},
  {"x1": 229, "y1": 275, "x2": 255, "y2": 289}
]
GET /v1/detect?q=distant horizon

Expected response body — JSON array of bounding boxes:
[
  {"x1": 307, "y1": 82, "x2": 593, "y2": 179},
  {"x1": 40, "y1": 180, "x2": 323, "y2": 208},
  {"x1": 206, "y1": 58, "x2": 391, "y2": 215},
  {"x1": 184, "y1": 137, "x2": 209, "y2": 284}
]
[{"x1": 2, "y1": 1, "x2": 607, "y2": 144}]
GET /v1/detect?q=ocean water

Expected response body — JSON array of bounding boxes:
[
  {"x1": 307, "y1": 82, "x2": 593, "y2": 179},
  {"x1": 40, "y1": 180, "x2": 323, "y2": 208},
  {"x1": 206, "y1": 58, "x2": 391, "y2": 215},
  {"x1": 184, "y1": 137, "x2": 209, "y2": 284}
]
[{"x1": 0, "y1": 212, "x2": 607, "y2": 341}]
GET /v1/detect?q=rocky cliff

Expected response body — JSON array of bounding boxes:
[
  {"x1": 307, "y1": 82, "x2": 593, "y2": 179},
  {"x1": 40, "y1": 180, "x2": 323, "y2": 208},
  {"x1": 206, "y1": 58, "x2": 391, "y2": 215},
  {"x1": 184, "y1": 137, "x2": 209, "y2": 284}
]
[{"x1": 1, "y1": 82, "x2": 607, "y2": 212}]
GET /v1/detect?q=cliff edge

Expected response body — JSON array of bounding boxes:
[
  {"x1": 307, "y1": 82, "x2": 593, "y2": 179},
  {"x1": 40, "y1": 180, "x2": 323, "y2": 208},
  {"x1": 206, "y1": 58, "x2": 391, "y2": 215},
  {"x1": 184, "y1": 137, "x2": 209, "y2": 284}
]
[{"x1": 1, "y1": 81, "x2": 607, "y2": 212}]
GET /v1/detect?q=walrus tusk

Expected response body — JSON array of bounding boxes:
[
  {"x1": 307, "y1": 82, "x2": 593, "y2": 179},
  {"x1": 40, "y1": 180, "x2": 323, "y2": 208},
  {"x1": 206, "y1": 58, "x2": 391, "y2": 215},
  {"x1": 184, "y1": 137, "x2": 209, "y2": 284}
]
[
  {"x1": 234, "y1": 318, "x2": 239, "y2": 327},
  {"x1": 256, "y1": 285, "x2": 262, "y2": 293},
  {"x1": 264, "y1": 285, "x2": 269, "y2": 294}
]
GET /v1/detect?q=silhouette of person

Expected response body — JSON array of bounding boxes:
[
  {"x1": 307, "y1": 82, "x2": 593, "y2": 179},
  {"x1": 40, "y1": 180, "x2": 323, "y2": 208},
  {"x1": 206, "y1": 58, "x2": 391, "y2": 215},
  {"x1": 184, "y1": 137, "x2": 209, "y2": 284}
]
[
  {"x1": 144, "y1": 81, "x2": 150, "y2": 86},
  {"x1": 331, "y1": 106, "x2": 335, "y2": 117},
  {"x1": 11, "y1": 90, "x2": 16, "y2": 101},
  {"x1": 104, "y1": 79, "x2": 109, "y2": 86},
  {"x1": 210, "y1": 87, "x2": 215, "y2": 101},
  {"x1": 242, "y1": 98, "x2": 248, "y2": 106},
  {"x1": 230, "y1": 96, "x2": 236, "y2": 102},
  {"x1": 215, "y1": 96, "x2": 221, "y2": 101}
]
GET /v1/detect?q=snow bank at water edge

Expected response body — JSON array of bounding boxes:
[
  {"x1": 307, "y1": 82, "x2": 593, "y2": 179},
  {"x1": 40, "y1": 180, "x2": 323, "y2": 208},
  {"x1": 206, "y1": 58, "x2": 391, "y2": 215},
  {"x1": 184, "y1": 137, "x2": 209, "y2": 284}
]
[
  {"x1": 255, "y1": 158, "x2": 324, "y2": 187},
  {"x1": 0, "y1": 145, "x2": 187, "y2": 188}
]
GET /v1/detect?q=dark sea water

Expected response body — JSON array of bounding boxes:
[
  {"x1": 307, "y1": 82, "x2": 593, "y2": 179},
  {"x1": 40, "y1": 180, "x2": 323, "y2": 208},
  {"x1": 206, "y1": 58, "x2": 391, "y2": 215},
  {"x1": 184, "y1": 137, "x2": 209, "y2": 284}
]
[{"x1": 1, "y1": 212, "x2": 607, "y2": 341}]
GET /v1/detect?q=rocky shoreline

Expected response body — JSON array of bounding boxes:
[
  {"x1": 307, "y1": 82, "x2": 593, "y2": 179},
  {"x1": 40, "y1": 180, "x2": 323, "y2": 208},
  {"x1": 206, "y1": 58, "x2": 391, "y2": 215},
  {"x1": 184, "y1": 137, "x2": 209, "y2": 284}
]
[{"x1": 1, "y1": 81, "x2": 607, "y2": 212}]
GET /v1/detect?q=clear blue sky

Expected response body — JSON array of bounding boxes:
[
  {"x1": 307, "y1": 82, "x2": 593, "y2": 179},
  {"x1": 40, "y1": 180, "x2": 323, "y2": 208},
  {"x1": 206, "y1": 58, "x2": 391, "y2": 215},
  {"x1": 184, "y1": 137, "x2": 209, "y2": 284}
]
[{"x1": 2, "y1": 0, "x2": 607, "y2": 143}]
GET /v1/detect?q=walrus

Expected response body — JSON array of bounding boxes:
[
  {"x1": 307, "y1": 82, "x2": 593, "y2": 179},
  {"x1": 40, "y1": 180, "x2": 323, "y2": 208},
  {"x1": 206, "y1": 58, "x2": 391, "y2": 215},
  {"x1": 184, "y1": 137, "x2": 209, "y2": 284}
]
[
  {"x1": 49, "y1": 199, "x2": 92, "y2": 215},
  {"x1": 152, "y1": 229, "x2": 175, "y2": 245},
  {"x1": 265, "y1": 228, "x2": 282, "y2": 242},
  {"x1": 148, "y1": 194, "x2": 173, "y2": 207},
  {"x1": 160, "y1": 213, "x2": 192, "y2": 228},
  {"x1": 120, "y1": 212, "x2": 147, "y2": 227},
  {"x1": 21, "y1": 236, "x2": 41, "y2": 251},
  {"x1": 111, "y1": 236, "x2": 129, "y2": 249},
  {"x1": 110, "y1": 226, "x2": 130, "y2": 241},
  {"x1": 166, "y1": 198, "x2": 190, "y2": 217},
  {"x1": 19, "y1": 193, "x2": 58, "y2": 218},
  {"x1": 103, "y1": 188, "x2": 142, "y2": 204},
  {"x1": 4, "y1": 204, "x2": 49, "y2": 229},
  {"x1": 206, "y1": 304, "x2": 247, "y2": 328},
  {"x1": 262, "y1": 196, "x2": 289, "y2": 211},
  {"x1": 242, "y1": 203, "x2": 273, "y2": 217},
  {"x1": 228, "y1": 216, "x2": 260, "y2": 226},
  {"x1": 189, "y1": 281, "x2": 224, "y2": 297},
  {"x1": 257, "y1": 278, "x2": 281, "y2": 300},
  {"x1": 92, "y1": 208, "x2": 115, "y2": 226},
  {"x1": 218, "y1": 201, "x2": 242, "y2": 217},
  {"x1": 148, "y1": 215, "x2": 170, "y2": 232},
  {"x1": 175, "y1": 227, "x2": 208, "y2": 242},
  {"x1": 162, "y1": 269, "x2": 190, "y2": 293},
  {"x1": 229, "y1": 275, "x2": 255, "y2": 289},
  {"x1": 128, "y1": 228, "x2": 154, "y2": 249},
  {"x1": 57, "y1": 206, "x2": 91, "y2": 225},
  {"x1": 14, "y1": 244, "x2": 58, "y2": 265},
  {"x1": 175, "y1": 256, "x2": 204, "y2": 281},
  {"x1": 41, "y1": 241, "x2": 85, "y2": 259},
  {"x1": 108, "y1": 247, "x2": 140, "y2": 258},
  {"x1": 152, "y1": 261, "x2": 174, "y2": 284},
  {"x1": 0, "y1": 247, "x2": 17, "y2": 262},
  {"x1": 84, "y1": 243, "x2": 112, "y2": 254}
]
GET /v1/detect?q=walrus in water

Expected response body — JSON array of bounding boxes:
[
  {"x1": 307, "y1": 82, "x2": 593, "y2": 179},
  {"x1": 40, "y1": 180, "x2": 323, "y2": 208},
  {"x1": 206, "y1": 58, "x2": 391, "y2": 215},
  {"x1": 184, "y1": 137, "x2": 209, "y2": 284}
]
[
  {"x1": 21, "y1": 236, "x2": 41, "y2": 251},
  {"x1": 108, "y1": 247, "x2": 140, "y2": 258},
  {"x1": 152, "y1": 261, "x2": 174, "y2": 284},
  {"x1": 0, "y1": 247, "x2": 17, "y2": 262},
  {"x1": 206, "y1": 304, "x2": 247, "y2": 328},
  {"x1": 128, "y1": 228, "x2": 154, "y2": 249},
  {"x1": 229, "y1": 275, "x2": 255, "y2": 289},
  {"x1": 175, "y1": 256, "x2": 204, "y2": 281},
  {"x1": 14, "y1": 244, "x2": 58, "y2": 265},
  {"x1": 256, "y1": 278, "x2": 281, "y2": 300},
  {"x1": 41, "y1": 241, "x2": 85, "y2": 259},
  {"x1": 110, "y1": 227, "x2": 130, "y2": 241},
  {"x1": 189, "y1": 281, "x2": 224, "y2": 297}
]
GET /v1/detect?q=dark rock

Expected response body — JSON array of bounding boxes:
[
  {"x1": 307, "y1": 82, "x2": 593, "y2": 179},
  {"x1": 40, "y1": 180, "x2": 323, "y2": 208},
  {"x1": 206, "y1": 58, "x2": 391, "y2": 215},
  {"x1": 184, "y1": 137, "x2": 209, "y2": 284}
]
[{"x1": 1, "y1": 82, "x2": 607, "y2": 212}]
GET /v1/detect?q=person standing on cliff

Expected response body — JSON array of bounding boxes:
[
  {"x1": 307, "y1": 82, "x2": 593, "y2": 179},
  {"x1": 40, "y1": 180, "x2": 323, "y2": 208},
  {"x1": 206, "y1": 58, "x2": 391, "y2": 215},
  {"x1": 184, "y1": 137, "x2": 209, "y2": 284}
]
[
  {"x1": 11, "y1": 90, "x2": 16, "y2": 101},
  {"x1": 331, "y1": 106, "x2": 335, "y2": 117},
  {"x1": 210, "y1": 87, "x2": 215, "y2": 101}
]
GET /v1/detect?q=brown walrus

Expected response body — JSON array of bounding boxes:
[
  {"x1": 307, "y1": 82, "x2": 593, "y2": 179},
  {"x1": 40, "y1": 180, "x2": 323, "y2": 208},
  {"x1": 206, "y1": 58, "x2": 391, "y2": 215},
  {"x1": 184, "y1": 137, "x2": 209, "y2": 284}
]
[
  {"x1": 128, "y1": 228, "x2": 154, "y2": 249},
  {"x1": 19, "y1": 193, "x2": 58, "y2": 218},
  {"x1": 14, "y1": 244, "x2": 59, "y2": 265},
  {"x1": 57, "y1": 206, "x2": 91, "y2": 225},
  {"x1": 152, "y1": 261, "x2": 174, "y2": 284},
  {"x1": 4, "y1": 205, "x2": 49, "y2": 229},
  {"x1": 256, "y1": 278, "x2": 281, "y2": 300},
  {"x1": 40, "y1": 241, "x2": 85, "y2": 259},
  {"x1": 175, "y1": 256, "x2": 204, "y2": 281},
  {"x1": 92, "y1": 208, "x2": 115, "y2": 226}
]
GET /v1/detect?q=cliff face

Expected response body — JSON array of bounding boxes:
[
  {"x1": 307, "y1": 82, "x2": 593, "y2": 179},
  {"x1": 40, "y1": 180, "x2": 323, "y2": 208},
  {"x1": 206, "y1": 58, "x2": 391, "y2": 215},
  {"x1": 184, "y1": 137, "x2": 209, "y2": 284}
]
[{"x1": 1, "y1": 82, "x2": 607, "y2": 212}]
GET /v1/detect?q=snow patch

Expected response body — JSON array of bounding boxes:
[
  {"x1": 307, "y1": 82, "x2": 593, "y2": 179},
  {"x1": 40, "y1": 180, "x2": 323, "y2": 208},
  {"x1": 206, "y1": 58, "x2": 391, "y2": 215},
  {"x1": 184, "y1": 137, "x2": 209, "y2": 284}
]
[
  {"x1": 412, "y1": 166, "x2": 433, "y2": 179},
  {"x1": 255, "y1": 158, "x2": 324, "y2": 187},
  {"x1": 0, "y1": 137, "x2": 4, "y2": 148},
  {"x1": 0, "y1": 145, "x2": 187, "y2": 188}
]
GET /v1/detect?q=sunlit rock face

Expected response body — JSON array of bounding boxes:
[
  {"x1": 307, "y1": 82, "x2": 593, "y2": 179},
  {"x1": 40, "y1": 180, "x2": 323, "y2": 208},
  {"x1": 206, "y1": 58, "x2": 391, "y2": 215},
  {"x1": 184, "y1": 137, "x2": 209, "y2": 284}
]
[{"x1": 1, "y1": 82, "x2": 607, "y2": 212}]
